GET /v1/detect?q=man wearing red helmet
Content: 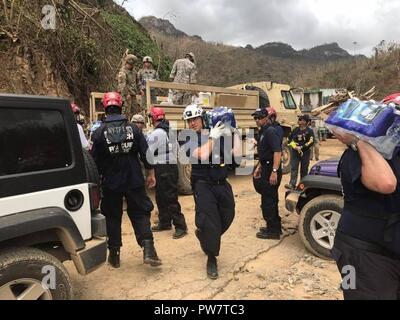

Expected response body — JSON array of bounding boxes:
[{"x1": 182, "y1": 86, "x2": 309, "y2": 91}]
[
  {"x1": 91, "y1": 92, "x2": 161, "y2": 268},
  {"x1": 147, "y1": 107, "x2": 188, "y2": 239},
  {"x1": 252, "y1": 107, "x2": 284, "y2": 239},
  {"x1": 71, "y1": 103, "x2": 89, "y2": 150},
  {"x1": 383, "y1": 93, "x2": 400, "y2": 106}
]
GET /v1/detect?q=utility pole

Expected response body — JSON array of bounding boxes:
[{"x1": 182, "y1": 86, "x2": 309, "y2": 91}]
[
  {"x1": 353, "y1": 41, "x2": 358, "y2": 56},
  {"x1": 353, "y1": 41, "x2": 358, "y2": 67}
]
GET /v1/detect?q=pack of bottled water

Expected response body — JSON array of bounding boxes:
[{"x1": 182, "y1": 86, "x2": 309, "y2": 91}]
[
  {"x1": 326, "y1": 98, "x2": 400, "y2": 159},
  {"x1": 204, "y1": 107, "x2": 237, "y2": 129}
]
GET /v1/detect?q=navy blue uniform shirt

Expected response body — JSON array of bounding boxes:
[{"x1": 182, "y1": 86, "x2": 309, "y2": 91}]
[
  {"x1": 338, "y1": 148, "x2": 400, "y2": 254},
  {"x1": 257, "y1": 122, "x2": 284, "y2": 164},
  {"x1": 185, "y1": 131, "x2": 230, "y2": 183},
  {"x1": 91, "y1": 114, "x2": 153, "y2": 192}
]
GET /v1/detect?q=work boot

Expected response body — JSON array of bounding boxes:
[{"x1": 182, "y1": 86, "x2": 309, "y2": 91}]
[
  {"x1": 256, "y1": 230, "x2": 281, "y2": 240},
  {"x1": 207, "y1": 255, "x2": 218, "y2": 280},
  {"x1": 151, "y1": 224, "x2": 172, "y2": 232},
  {"x1": 285, "y1": 184, "x2": 296, "y2": 190},
  {"x1": 142, "y1": 239, "x2": 162, "y2": 267},
  {"x1": 108, "y1": 248, "x2": 120, "y2": 268},
  {"x1": 260, "y1": 227, "x2": 283, "y2": 235},
  {"x1": 173, "y1": 228, "x2": 188, "y2": 239}
]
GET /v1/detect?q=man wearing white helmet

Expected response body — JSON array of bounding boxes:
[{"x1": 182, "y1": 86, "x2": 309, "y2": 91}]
[
  {"x1": 169, "y1": 53, "x2": 197, "y2": 105},
  {"x1": 137, "y1": 56, "x2": 159, "y2": 111},
  {"x1": 182, "y1": 104, "x2": 240, "y2": 280}
]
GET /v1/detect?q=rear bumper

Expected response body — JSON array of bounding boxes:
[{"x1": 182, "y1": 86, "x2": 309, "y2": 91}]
[
  {"x1": 72, "y1": 237, "x2": 107, "y2": 275},
  {"x1": 72, "y1": 212, "x2": 107, "y2": 275},
  {"x1": 285, "y1": 190, "x2": 301, "y2": 213}
]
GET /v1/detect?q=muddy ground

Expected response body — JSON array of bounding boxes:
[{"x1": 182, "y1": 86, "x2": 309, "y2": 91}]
[{"x1": 66, "y1": 139, "x2": 346, "y2": 300}]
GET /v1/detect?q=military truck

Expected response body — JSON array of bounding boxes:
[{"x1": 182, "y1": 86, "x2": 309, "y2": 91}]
[{"x1": 89, "y1": 80, "x2": 300, "y2": 194}]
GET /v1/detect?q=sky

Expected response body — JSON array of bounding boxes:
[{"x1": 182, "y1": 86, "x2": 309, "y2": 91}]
[{"x1": 120, "y1": 0, "x2": 400, "y2": 56}]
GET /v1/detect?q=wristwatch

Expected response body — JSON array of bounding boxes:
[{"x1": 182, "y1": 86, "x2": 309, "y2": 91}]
[
  {"x1": 272, "y1": 168, "x2": 278, "y2": 173},
  {"x1": 350, "y1": 136, "x2": 360, "y2": 152}
]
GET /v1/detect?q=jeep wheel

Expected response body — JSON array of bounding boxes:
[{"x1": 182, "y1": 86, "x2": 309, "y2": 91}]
[
  {"x1": 83, "y1": 149, "x2": 100, "y2": 186},
  {"x1": 0, "y1": 248, "x2": 72, "y2": 300},
  {"x1": 177, "y1": 146, "x2": 193, "y2": 195},
  {"x1": 299, "y1": 195, "x2": 343, "y2": 259},
  {"x1": 282, "y1": 142, "x2": 291, "y2": 174}
]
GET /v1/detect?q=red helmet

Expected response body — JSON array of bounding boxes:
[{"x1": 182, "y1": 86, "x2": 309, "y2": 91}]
[
  {"x1": 382, "y1": 93, "x2": 400, "y2": 105},
  {"x1": 266, "y1": 106, "x2": 277, "y2": 119},
  {"x1": 149, "y1": 107, "x2": 166, "y2": 122},
  {"x1": 71, "y1": 103, "x2": 80, "y2": 114},
  {"x1": 102, "y1": 92, "x2": 122, "y2": 109}
]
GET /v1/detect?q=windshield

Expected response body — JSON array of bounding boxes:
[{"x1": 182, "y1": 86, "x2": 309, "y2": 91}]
[{"x1": 281, "y1": 91, "x2": 297, "y2": 110}]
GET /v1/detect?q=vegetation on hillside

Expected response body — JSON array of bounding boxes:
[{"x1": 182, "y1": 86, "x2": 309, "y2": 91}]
[
  {"x1": 0, "y1": 0, "x2": 171, "y2": 111},
  {"x1": 295, "y1": 42, "x2": 400, "y2": 99}
]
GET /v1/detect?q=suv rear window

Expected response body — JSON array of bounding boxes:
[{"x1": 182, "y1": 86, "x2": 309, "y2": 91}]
[{"x1": 0, "y1": 108, "x2": 72, "y2": 176}]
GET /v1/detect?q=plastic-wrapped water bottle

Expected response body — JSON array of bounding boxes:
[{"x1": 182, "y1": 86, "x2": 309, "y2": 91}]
[
  {"x1": 378, "y1": 118, "x2": 400, "y2": 159},
  {"x1": 327, "y1": 99, "x2": 395, "y2": 137},
  {"x1": 206, "y1": 107, "x2": 237, "y2": 129}
]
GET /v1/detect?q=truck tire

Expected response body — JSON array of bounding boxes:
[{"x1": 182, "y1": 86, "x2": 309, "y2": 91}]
[
  {"x1": 282, "y1": 141, "x2": 291, "y2": 174},
  {"x1": 83, "y1": 149, "x2": 100, "y2": 186},
  {"x1": 0, "y1": 247, "x2": 72, "y2": 300},
  {"x1": 299, "y1": 195, "x2": 343, "y2": 259},
  {"x1": 177, "y1": 146, "x2": 193, "y2": 195}
]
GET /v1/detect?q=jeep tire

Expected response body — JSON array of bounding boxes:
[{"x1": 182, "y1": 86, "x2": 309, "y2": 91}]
[
  {"x1": 177, "y1": 146, "x2": 193, "y2": 195},
  {"x1": 282, "y1": 140, "x2": 291, "y2": 174},
  {"x1": 0, "y1": 247, "x2": 72, "y2": 300},
  {"x1": 83, "y1": 149, "x2": 100, "y2": 186},
  {"x1": 299, "y1": 195, "x2": 343, "y2": 259}
]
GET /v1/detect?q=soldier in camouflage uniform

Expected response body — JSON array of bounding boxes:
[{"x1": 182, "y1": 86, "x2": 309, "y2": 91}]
[
  {"x1": 137, "y1": 56, "x2": 159, "y2": 111},
  {"x1": 117, "y1": 54, "x2": 140, "y2": 120},
  {"x1": 169, "y1": 52, "x2": 197, "y2": 105}
]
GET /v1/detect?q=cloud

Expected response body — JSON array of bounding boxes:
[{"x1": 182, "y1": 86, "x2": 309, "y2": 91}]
[{"x1": 123, "y1": 0, "x2": 400, "y2": 56}]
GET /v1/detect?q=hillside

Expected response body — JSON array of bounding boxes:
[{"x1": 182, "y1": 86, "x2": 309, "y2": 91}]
[
  {"x1": 255, "y1": 42, "x2": 355, "y2": 61},
  {"x1": 294, "y1": 43, "x2": 400, "y2": 99},
  {"x1": 139, "y1": 16, "x2": 359, "y2": 87},
  {"x1": 0, "y1": 0, "x2": 172, "y2": 113}
]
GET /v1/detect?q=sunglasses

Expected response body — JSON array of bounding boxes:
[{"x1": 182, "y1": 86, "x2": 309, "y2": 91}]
[{"x1": 253, "y1": 116, "x2": 265, "y2": 120}]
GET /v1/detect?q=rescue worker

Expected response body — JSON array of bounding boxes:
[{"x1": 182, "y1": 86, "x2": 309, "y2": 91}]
[
  {"x1": 285, "y1": 115, "x2": 314, "y2": 190},
  {"x1": 310, "y1": 120, "x2": 320, "y2": 161},
  {"x1": 117, "y1": 54, "x2": 140, "y2": 120},
  {"x1": 183, "y1": 103, "x2": 240, "y2": 280},
  {"x1": 131, "y1": 114, "x2": 146, "y2": 132},
  {"x1": 91, "y1": 92, "x2": 161, "y2": 268},
  {"x1": 137, "y1": 56, "x2": 159, "y2": 110},
  {"x1": 332, "y1": 127, "x2": 400, "y2": 300},
  {"x1": 71, "y1": 103, "x2": 89, "y2": 150},
  {"x1": 147, "y1": 107, "x2": 188, "y2": 239},
  {"x1": 252, "y1": 107, "x2": 284, "y2": 239},
  {"x1": 169, "y1": 52, "x2": 197, "y2": 105}
]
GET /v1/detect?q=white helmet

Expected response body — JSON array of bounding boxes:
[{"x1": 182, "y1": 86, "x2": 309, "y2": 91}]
[
  {"x1": 143, "y1": 56, "x2": 153, "y2": 63},
  {"x1": 183, "y1": 104, "x2": 203, "y2": 120}
]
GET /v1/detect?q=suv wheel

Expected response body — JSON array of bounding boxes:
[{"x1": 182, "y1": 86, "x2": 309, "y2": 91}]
[
  {"x1": 0, "y1": 247, "x2": 72, "y2": 300},
  {"x1": 177, "y1": 146, "x2": 193, "y2": 195},
  {"x1": 83, "y1": 149, "x2": 100, "y2": 186},
  {"x1": 282, "y1": 141, "x2": 291, "y2": 174},
  {"x1": 299, "y1": 195, "x2": 343, "y2": 259}
]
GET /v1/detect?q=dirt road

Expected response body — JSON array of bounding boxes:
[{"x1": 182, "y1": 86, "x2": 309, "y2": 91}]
[{"x1": 67, "y1": 139, "x2": 345, "y2": 300}]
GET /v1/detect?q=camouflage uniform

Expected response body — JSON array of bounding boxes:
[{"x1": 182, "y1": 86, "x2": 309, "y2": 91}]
[
  {"x1": 117, "y1": 57, "x2": 139, "y2": 120},
  {"x1": 137, "y1": 67, "x2": 159, "y2": 110},
  {"x1": 169, "y1": 57, "x2": 197, "y2": 105}
]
